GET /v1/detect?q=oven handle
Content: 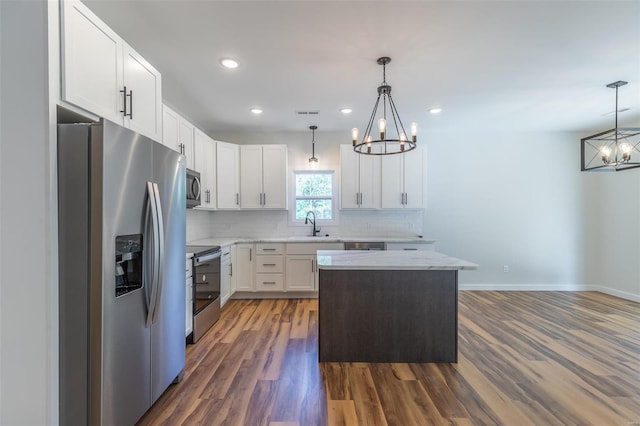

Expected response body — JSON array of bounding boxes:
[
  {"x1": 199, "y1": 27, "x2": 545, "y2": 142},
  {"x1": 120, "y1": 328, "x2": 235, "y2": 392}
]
[{"x1": 194, "y1": 250, "x2": 221, "y2": 266}]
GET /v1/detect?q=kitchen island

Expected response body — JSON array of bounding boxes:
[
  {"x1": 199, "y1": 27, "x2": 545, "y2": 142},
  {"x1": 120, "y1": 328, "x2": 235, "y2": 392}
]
[{"x1": 316, "y1": 250, "x2": 478, "y2": 363}]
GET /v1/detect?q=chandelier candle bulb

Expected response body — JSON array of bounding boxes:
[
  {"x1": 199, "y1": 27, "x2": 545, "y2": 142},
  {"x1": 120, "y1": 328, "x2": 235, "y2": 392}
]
[
  {"x1": 352, "y1": 128, "x2": 359, "y2": 146},
  {"x1": 411, "y1": 122, "x2": 418, "y2": 142},
  {"x1": 378, "y1": 118, "x2": 386, "y2": 139}
]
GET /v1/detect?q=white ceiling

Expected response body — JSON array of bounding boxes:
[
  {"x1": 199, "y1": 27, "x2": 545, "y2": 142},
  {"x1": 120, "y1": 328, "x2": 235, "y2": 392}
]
[{"x1": 83, "y1": 0, "x2": 640, "y2": 135}]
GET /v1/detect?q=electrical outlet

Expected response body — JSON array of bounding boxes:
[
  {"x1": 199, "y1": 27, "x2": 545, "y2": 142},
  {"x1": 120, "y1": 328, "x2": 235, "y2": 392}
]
[{"x1": 503, "y1": 265, "x2": 510, "y2": 273}]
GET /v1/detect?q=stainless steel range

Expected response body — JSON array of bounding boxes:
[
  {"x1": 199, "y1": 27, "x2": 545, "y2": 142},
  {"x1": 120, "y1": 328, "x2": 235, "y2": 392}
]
[{"x1": 186, "y1": 245, "x2": 221, "y2": 343}]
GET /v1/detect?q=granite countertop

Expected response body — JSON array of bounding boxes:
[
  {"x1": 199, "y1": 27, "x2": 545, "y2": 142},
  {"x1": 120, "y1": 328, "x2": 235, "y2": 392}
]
[
  {"x1": 316, "y1": 250, "x2": 478, "y2": 271},
  {"x1": 187, "y1": 236, "x2": 436, "y2": 246}
]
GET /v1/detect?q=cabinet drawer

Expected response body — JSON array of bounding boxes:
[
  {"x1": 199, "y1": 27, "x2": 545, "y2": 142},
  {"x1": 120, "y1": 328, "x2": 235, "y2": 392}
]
[
  {"x1": 256, "y1": 243, "x2": 284, "y2": 255},
  {"x1": 255, "y1": 274, "x2": 284, "y2": 291},
  {"x1": 256, "y1": 255, "x2": 284, "y2": 273}
]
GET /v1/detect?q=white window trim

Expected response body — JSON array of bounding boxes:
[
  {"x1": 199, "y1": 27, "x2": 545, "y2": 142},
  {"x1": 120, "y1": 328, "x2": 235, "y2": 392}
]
[{"x1": 289, "y1": 169, "x2": 338, "y2": 226}]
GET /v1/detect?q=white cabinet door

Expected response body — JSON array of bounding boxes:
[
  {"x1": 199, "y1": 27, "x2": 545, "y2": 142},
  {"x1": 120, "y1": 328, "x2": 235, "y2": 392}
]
[
  {"x1": 233, "y1": 244, "x2": 254, "y2": 292},
  {"x1": 340, "y1": 145, "x2": 380, "y2": 209},
  {"x1": 340, "y1": 145, "x2": 360, "y2": 209},
  {"x1": 240, "y1": 145, "x2": 264, "y2": 208},
  {"x1": 61, "y1": 0, "x2": 122, "y2": 123},
  {"x1": 180, "y1": 120, "x2": 195, "y2": 170},
  {"x1": 216, "y1": 141, "x2": 240, "y2": 209},
  {"x1": 285, "y1": 255, "x2": 316, "y2": 291},
  {"x1": 381, "y1": 146, "x2": 424, "y2": 209},
  {"x1": 359, "y1": 153, "x2": 381, "y2": 209},
  {"x1": 262, "y1": 145, "x2": 287, "y2": 209},
  {"x1": 162, "y1": 105, "x2": 181, "y2": 153},
  {"x1": 403, "y1": 146, "x2": 424, "y2": 209},
  {"x1": 121, "y1": 42, "x2": 162, "y2": 142},
  {"x1": 194, "y1": 129, "x2": 216, "y2": 209},
  {"x1": 186, "y1": 258, "x2": 193, "y2": 337},
  {"x1": 220, "y1": 247, "x2": 232, "y2": 306},
  {"x1": 381, "y1": 153, "x2": 404, "y2": 208}
]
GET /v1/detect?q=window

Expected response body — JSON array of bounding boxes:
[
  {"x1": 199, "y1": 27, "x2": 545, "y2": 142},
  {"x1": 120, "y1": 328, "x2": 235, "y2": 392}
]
[{"x1": 293, "y1": 171, "x2": 335, "y2": 222}]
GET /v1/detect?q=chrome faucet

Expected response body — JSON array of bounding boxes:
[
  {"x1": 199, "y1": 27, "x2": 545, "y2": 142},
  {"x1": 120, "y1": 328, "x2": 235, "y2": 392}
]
[{"x1": 305, "y1": 211, "x2": 320, "y2": 237}]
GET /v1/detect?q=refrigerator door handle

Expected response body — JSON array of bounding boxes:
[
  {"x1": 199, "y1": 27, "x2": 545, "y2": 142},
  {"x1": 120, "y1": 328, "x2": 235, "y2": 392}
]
[
  {"x1": 151, "y1": 183, "x2": 165, "y2": 324},
  {"x1": 146, "y1": 182, "x2": 161, "y2": 327}
]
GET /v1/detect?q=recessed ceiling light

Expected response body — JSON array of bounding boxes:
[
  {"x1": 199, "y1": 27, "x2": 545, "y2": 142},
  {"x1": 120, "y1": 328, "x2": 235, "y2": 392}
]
[
  {"x1": 250, "y1": 108, "x2": 263, "y2": 115},
  {"x1": 340, "y1": 108, "x2": 353, "y2": 114},
  {"x1": 428, "y1": 108, "x2": 442, "y2": 114},
  {"x1": 220, "y1": 58, "x2": 239, "y2": 69}
]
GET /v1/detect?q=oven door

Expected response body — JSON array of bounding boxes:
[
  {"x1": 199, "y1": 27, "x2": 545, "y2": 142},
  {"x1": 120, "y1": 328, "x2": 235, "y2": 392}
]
[{"x1": 193, "y1": 250, "x2": 220, "y2": 315}]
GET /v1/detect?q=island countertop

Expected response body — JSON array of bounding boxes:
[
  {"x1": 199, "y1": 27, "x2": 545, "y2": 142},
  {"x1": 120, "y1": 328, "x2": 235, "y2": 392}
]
[{"x1": 316, "y1": 250, "x2": 478, "y2": 271}]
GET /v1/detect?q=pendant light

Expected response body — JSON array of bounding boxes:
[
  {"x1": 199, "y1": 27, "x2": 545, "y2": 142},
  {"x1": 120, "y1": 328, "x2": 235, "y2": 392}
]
[
  {"x1": 308, "y1": 125, "x2": 319, "y2": 164},
  {"x1": 581, "y1": 81, "x2": 640, "y2": 171},
  {"x1": 352, "y1": 57, "x2": 417, "y2": 155}
]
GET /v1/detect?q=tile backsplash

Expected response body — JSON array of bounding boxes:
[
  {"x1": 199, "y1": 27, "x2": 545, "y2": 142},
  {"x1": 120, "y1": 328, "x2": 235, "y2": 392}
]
[{"x1": 186, "y1": 209, "x2": 424, "y2": 242}]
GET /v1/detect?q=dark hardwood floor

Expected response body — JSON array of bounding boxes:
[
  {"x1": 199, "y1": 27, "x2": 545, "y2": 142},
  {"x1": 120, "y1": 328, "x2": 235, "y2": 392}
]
[{"x1": 137, "y1": 292, "x2": 640, "y2": 425}]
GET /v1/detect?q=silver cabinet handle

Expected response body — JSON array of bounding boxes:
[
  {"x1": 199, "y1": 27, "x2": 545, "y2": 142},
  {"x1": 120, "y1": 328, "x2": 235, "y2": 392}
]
[
  {"x1": 263, "y1": 193, "x2": 266, "y2": 205},
  {"x1": 120, "y1": 86, "x2": 132, "y2": 118},
  {"x1": 403, "y1": 248, "x2": 417, "y2": 251},
  {"x1": 263, "y1": 281, "x2": 277, "y2": 285},
  {"x1": 262, "y1": 248, "x2": 276, "y2": 251},
  {"x1": 230, "y1": 263, "x2": 233, "y2": 276},
  {"x1": 263, "y1": 263, "x2": 277, "y2": 267},
  {"x1": 249, "y1": 248, "x2": 252, "y2": 262},
  {"x1": 236, "y1": 193, "x2": 239, "y2": 205}
]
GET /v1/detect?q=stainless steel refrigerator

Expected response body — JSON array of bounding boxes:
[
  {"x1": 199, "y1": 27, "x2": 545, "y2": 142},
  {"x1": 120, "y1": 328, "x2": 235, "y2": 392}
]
[{"x1": 58, "y1": 119, "x2": 186, "y2": 425}]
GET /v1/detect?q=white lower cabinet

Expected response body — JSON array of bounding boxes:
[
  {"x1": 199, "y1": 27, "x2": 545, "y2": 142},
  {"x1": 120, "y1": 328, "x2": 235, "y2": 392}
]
[
  {"x1": 233, "y1": 243, "x2": 254, "y2": 292},
  {"x1": 186, "y1": 255, "x2": 193, "y2": 338},
  {"x1": 285, "y1": 255, "x2": 316, "y2": 291},
  {"x1": 255, "y1": 243, "x2": 285, "y2": 291},
  {"x1": 220, "y1": 246, "x2": 232, "y2": 306},
  {"x1": 285, "y1": 243, "x2": 343, "y2": 292}
]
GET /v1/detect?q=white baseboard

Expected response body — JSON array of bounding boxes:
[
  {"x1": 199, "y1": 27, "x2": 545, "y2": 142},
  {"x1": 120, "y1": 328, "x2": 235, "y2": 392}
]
[{"x1": 459, "y1": 283, "x2": 640, "y2": 303}]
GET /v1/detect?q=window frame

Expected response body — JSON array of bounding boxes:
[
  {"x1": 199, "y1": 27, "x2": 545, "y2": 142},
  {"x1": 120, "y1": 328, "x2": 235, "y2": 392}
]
[{"x1": 289, "y1": 169, "x2": 338, "y2": 226}]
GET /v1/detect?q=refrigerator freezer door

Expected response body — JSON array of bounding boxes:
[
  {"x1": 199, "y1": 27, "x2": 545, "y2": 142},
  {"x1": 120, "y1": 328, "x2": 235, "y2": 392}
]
[
  {"x1": 150, "y1": 142, "x2": 186, "y2": 403},
  {"x1": 99, "y1": 122, "x2": 153, "y2": 425}
]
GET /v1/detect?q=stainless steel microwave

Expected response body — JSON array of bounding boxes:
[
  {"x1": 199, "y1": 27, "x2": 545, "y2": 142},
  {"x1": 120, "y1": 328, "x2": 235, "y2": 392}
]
[{"x1": 186, "y1": 168, "x2": 201, "y2": 208}]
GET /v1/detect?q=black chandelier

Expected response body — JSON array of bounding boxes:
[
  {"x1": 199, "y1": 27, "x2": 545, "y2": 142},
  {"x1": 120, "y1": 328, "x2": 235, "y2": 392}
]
[
  {"x1": 581, "y1": 81, "x2": 640, "y2": 171},
  {"x1": 352, "y1": 57, "x2": 417, "y2": 155},
  {"x1": 308, "y1": 125, "x2": 318, "y2": 164}
]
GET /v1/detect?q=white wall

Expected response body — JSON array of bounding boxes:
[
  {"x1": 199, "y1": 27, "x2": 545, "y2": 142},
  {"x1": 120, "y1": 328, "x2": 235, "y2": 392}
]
[
  {"x1": 582, "y1": 170, "x2": 640, "y2": 301},
  {"x1": 1, "y1": 1, "x2": 56, "y2": 424},
  {"x1": 423, "y1": 130, "x2": 585, "y2": 289}
]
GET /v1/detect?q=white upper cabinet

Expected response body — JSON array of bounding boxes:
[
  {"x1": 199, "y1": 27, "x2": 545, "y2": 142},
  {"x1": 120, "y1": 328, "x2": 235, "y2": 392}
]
[
  {"x1": 121, "y1": 43, "x2": 162, "y2": 141},
  {"x1": 240, "y1": 145, "x2": 263, "y2": 209},
  {"x1": 162, "y1": 105, "x2": 195, "y2": 169},
  {"x1": 194, "y1": 129, "x2": 216, "y2": 210},
  {"x1": 240, "y1": 145, "x2": 287, "y2": 209},
  {"x1": 61, "y1": 1, "x2": 162, "y2": 141},
  {"x1": 381, "y1": 146, "x2": 424, "y2": 209},
  {"x1": 216, "y1": 141, "x2": 240, "y2": 209},
  {"x1": 340, "y1": 145, "x2": 380, "y2": 209}
]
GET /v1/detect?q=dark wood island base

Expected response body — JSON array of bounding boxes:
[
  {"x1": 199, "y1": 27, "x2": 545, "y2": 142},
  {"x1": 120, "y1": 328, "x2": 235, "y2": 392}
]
[{"x1": 318, "y1": 269, "x2": 458, "y2": 363}]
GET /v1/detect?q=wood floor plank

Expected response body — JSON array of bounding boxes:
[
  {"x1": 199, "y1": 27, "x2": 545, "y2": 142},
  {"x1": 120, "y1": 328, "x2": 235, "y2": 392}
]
[
  {"x1": 327, "y1": 400, "x2": 358, "y2": 426},
  {"x1": 136, "y1": 292, "x2": 640, "y2": 425}
]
